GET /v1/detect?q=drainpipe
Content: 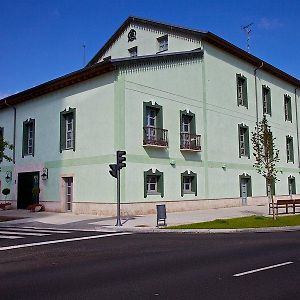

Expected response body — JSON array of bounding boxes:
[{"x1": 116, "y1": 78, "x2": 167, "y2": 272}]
[
  {"x1": 254, "y1": 62, "x2": 264, "y2": 125},
  {"x1": 4, "y1": 100, "x2": 16, "y2": 164},
  {"x1": 295, "y1": 88, "x2": 300, "y2": 168}
]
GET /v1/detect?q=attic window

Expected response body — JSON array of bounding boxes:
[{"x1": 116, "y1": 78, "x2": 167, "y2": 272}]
[
  {"x1": 157, "y1": 35, "x2": 168, "y2": 52},
  {"x1": 128, "y1": 46, "x2": 137, "y2": 57}
]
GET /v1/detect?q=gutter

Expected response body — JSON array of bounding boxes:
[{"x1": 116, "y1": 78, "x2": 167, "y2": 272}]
[
  {"x1": 295, "y1": 88, "x2": 300, "y2": 167},
  {"x1": 4, "y1": 100, "x2": 16, "y2": 164},
  {"x1": 254, "y1": 62, "x2": 264, "y2": 124}
]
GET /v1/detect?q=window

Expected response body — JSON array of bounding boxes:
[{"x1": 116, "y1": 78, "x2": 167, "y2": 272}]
[
  {"x1": 128, "y1": 46, "x2": 137, "y2": 57},
  {"x1": 180, "y1": 110, "x2": 201, "y2": 151},
  {"x1": 157, "y1": 35, "x2": 168, "y2": 52},
  {"x1": 181, "y1": 171, "x2": 197, "y2": 196},
  {"x1": 239, "y1": 174, "x2": 252, "y2": 197},
  {"x1": 143, "y1": 102, "x2": 168, "y2": 147},
  {"x1": 144, "y1": 169, "x2": 164, "y2": 197},
  {"x1": 262, "y1": 86, "x2": 271, "y2": 115},
  {"x1": 236, "y1": 74, "x2": 248, "y2": 108},
  {"x1": 60, "y1": 108, "x2": 76, "y2": 152},
  {"x1": 238, "y1": 124, "x2": 250, "y2": 158},
  {"x1": 286, "y1": 136, "x2": 294, "y2": 163},
  {"x1": 288, "y1": 176, "x2": 296, "y2": 195},
  {"x1": 284, "y1": 95, "x2": 292, "y2": 122},
  {"x1": 63, "y1": 177, "x2": 73, "y2": 212},
  {"x1": 22, "y1": 119, "x2": 35, "y2": 157}
]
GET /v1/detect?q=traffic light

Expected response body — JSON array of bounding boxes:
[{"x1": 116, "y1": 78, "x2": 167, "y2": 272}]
[
  {"x1": 109, "y1": 164, "x2": 118, "y2": 178},
  {"x1": 117, "y1": 150, "x2": 126, "y2": 169}
]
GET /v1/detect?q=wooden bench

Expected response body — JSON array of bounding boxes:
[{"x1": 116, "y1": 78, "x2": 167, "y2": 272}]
[{"x1": 269, "y1": 198, "x2": 300, "y2": 215}]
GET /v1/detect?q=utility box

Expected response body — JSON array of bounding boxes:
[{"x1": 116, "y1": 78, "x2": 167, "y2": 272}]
[{"x1": 156, "y1": 204, "x2": 166, "y2": 227}]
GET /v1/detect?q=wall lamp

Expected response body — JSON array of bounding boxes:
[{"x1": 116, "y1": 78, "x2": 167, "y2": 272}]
[
  {"x1": 41, "y1": 168, "x2": 48, "y2": 180},
  {"x1": 5, "y1": 171, "x2": 12, "y2": 183}
]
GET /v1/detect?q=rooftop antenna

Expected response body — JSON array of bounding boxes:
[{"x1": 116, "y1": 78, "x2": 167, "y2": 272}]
[
  {"x1": 242, "y1": 23, "x2": 253, "y2": 53},
  {"x1": 82, "y1": 43, "x2": 86, "y2": 66}
]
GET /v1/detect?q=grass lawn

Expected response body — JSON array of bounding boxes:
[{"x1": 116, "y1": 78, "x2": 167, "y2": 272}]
[{"x1": 167, "y1": 215, "x2": 300, "y2": 229}]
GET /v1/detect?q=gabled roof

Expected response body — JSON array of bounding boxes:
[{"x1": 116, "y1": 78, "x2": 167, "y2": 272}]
[
  {"x1": 0, "y1": 50, "x2": 203, "y2": 109},
  {"x1": 87, "y1": 16, "x2": 299, "y2": 87}
]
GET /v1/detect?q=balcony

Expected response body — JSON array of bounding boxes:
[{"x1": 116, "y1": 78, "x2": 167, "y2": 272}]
[
  {"x1": 180, "y1": 133, "x2": 201, "y2": 151},
  {"x1": 143, "y1": 126, "x2": 168, "y2": 147}
]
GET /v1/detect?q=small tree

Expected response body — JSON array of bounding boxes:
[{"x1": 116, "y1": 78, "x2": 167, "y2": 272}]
[
  {"x1": 252, "y1": 115, "x2": 280, "y2": 220},
  {"x1": 0, "y1": 139, "x2": 13, "y2": 163}
]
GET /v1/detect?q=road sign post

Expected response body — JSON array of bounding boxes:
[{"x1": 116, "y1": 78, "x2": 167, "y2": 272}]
[{"x1": 109, "y1": 151, "x2": 126, "y2": 227}]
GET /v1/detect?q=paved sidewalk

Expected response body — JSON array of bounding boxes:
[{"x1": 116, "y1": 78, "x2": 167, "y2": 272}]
[{"x1": 0, "y1": 204, "x2": 269, "y2": 231}]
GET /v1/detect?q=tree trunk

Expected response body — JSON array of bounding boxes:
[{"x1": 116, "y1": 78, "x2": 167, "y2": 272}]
[{"x1": 268, "y1": 182, "x2": 276, "y2": 220}]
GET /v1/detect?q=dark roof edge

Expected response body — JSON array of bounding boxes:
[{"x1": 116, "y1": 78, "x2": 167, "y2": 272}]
[
  {"x1": 203, "y1": 32, "x2": 299, "y2": 87},
  {"x1": 112, "y1": 48, "x2": 203, "y2": 66},
  {"x1": 87, "y1": 16, "x2": 299, "y2": 87},
  {"x1": 0, "y1": 50, "x2": 202, "y2": 109},
  {"x1": 0, "y1": 61, "x2": 115, "y2": 109}
]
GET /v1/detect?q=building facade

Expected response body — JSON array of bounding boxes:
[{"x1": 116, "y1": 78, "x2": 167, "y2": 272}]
[{"x1": 0, "y1": 17, "x2": 299, "y2": 215}]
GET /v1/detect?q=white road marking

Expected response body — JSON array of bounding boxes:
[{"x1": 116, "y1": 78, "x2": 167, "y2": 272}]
[
  {"x1": 0, "y1": 230, "x2": 48, "y2": 236},
  {"x1": 0, "y1": 228, "x2": 70, "y2": 234},
  {"x1": 233, "y1": 261, "x2": 294, "y2": 277},
  {"x1": 0, "y1": 235, "x2": 24, "y2": 239},
  {"x1": 0, "y1": 232, "x2": 132, "y2": 251}
]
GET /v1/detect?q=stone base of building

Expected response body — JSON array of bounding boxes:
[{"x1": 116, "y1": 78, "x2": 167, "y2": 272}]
[
  {"x1": 5, "y1": 195, "x2": 293, "y2": 216},
  {"x1": 66, "y1": 196, "x2": 270, "y2": 216}
]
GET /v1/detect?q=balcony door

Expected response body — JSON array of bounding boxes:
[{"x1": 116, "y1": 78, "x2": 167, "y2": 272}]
[{"x1": 146, "y1": 107, "x2": 157, "y2": 142}]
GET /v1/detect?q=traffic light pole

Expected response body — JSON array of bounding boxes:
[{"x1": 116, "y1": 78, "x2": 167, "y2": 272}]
[{"x1": 116, "y1": 168, "x2": 122, "y2": 226}]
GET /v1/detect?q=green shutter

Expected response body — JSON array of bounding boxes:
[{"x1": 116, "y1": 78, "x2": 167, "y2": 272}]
[
  {"x1": 267, "y1": 89, "x2": 272, "y2": 116},
  {"x1": 291, "y1": 137, "x2": 294, "y2": 163},
  {"x1": 190, "y1": 112, "x2": 196, "y2": 135},
  {"x1": 144, "y1": 171, "x2": 147, "y2": 198},
  {"x1": 143, "y1": 102, "x2": 148, "y2": 127},
  {"x1": 288, "y1": 98, "x2": 292, "y2": 122},
  {"x1": 292, "y1": 178, "x2": 296, "y2": 194},
  {"x1": 60, "y1": 111, "x2": 66, "y2": 152},
  {"x1": 157, "y1": 171, "x2": 164, "y2": 198},
  {"x1": 72, "y1": 108, "x2": 76, "y2": 152},
  {"x1": 245, "y1": 125, "x2": 250, "y2": 158},
  {"x1": 236, "y1": 75, "x2": 240, "y2": 106},
  {"x1": 247, "y1": 178, "x2": 252, "y2": 197},
  {"x1": 22, "y1": 121, "x2": 27, "y2": 157},
  {"x1": 0, "y1": 127, "x2": 3, "y2": 162},
  {"x1": 32, "y1": 119, "x2": 35, "y2": 157},
  {"x1": 238, "y1": 124, "x2": 241, "y2": 158},
  {"x1": 180, "y1": 173, "x2": 184, "y2": 197},
  {"x1": 243, "y1": 78, "x2": 248, "y2": 108},
  {"x1": 191, "y1": 173, "x2": 197, "y2": 196}
]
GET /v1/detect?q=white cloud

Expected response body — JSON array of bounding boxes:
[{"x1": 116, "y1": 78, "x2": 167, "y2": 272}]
[{"x1": 258, "y1": 17, "x2": 283, "y2": 30}]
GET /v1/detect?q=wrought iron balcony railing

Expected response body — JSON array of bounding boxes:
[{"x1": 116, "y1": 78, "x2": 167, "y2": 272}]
[
  {"x1": 180, "y1": 132, "x2": 201, "y2": 151},
  {"x1": 143, "y1": 126, "x2": 168, "y2": 147}
]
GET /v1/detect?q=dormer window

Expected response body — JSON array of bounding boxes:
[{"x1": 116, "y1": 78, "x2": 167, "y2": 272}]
[
  {"x1": 128, "y1": 46, "x2": 137, "y2": 57},
  {"x1": 157, "y1": 35, "x2": 168, "y2": 52}
]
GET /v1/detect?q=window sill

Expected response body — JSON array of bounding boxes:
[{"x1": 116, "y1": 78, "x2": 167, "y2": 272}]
[
  {"x1": 156, "y1": 49, "x2": 168, "y2": 54},
  {"x1": 180, "y1": 148, "x2": 201, "y2": 152},
  {"x1": 147, "y1": 192, "x2": 161, "y2": 196}
]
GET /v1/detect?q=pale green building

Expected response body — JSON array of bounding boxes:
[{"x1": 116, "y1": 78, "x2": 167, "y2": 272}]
[{"x1": 0, "y1": 16, "x2": 299, "y2": 215}]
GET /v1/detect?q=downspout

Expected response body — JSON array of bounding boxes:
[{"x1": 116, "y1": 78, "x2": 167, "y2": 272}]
[
  {"x1": 295, "y1": 87, "x2": 300, "y2": 168},
  {"x1": 254, "y1": 62, "x2": 264, "y2": 125},
  {"x1": 4, "y1": 100, "x2": 16, "y2": 164}
]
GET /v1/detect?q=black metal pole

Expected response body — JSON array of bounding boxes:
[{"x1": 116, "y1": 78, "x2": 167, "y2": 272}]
[{"x1": 116, "y1": 169, "x2": 122, "y2": 226}]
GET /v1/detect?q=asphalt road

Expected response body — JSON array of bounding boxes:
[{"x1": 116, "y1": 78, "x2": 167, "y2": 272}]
[{"x1": 1, "y1": 229, "x2": 300, "y2": 300}]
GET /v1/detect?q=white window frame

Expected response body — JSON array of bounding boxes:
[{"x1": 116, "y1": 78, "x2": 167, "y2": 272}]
[
  {"x1": 287, "y1": 138, "x2": 292, "y2": 162},
  {"x1": 239, "y1": 128, "x2": 246, "y2": 156},
  {"x1": 27, "y1": 123, "x2": 33, "y2": 155},
  {"x1": 128, "y1": 46, "x2": 137, "y2": 57},
  {"x1": 65, "y1": 177, "x2": 73, "y2": 212},
  {"x1": 237, "y1": 77, "x2": 244, "y2": 105},
  {"x1": 147, "y1": 175, "x2": 158, "y2": 194},
  {"x1": 157, "y1": 35, "x2": 168, "y2": 52},
  {"x1": 183, "y1": 176, "x2": 192, "y2": 193},
  {"x1": 65, "y1": 114, "x2": 74, "y2": 150}
]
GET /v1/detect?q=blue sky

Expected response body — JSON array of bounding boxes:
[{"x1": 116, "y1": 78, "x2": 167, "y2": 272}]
[{"x1": 1, "y1": 0, "x2": 299, "y2": 98}]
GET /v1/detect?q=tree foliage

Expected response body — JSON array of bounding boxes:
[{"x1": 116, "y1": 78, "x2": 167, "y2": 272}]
[
  {"x1": 251, "y1": 115, "x2": 280, "y2": 219},
  {"x1": 0, "y1": 139, "x2": 13, "y2": 162}
]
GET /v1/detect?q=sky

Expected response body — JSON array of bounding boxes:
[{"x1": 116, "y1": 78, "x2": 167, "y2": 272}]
[{"x1": 0, "y1": 0, "x2": 299, "y2": 99}]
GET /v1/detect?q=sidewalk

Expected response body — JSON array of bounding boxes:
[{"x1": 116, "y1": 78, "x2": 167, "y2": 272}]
[{"x1": 0, "y1": 204, "x2": 268, "y2": 231}]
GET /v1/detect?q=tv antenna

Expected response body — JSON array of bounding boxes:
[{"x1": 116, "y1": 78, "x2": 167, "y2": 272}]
[
  {"x1": 242, "y1": 23, "x2": 253, "y2": 53},
  {"x1": 82, "y1": 43, "x2": 86, "y2": 66}
]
